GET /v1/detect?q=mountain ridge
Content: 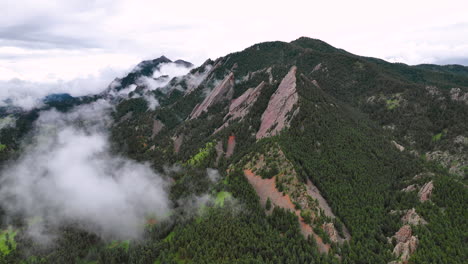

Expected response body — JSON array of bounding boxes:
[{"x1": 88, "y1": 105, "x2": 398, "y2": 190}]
[{"x1": 0, "y1": 37, "x2": 466, "y2": 264}]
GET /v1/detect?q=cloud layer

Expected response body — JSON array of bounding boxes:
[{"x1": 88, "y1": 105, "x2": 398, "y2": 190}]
[
  {"x1": 1, "y1": 0, "x2": 467, "y2": 82},
  {"x1": 0, "y1": 67, "x2": 126, "y2": 110},
  {"x1": 0, "y1": 100, "x2": 171, "y2": 240}
]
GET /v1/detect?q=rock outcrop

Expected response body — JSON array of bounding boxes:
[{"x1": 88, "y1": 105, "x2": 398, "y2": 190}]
[
  {"x1": 394, "y1": 225, "x2": 412, "y2": 243},
  {"x1": 450, "y1": 88, "x2": 468, "y2": 104},
  {"x1": 418, "y1": 181, "x2": 434, "y2": 202},
  {"x1": 152, "y1": 119, "x2": 165, "y2": 138},
  {"x1": 226, "y1": 135, "x2": 236, "y2": 158},
  {"x1": 425, "y1": 150, "x2": 467, "y2": 177},
  {"x1": 256, "y1": 66, "x2": 299, "y2": 139},
  {"x1": 393, "y1": 236, "x2": 418, "y2": 263},
  {"x1": 392, "y1": 141, "x2": 405, "y2": 152},
  {"x1": 173, "y1": 134, "x2": 184, "y2": 153},
  {"x1": 190, "y1": 72, "x2": 235, "y2": 119},
  {"x1": 401, "y1": 208, "x2": 427, "y2": 226},
  {"x1": 215, "y1": 81, "x2": 265, "y2": 132},
  {"x1": 228, "y1": 81, "x2": 265, "y2": 121},
  {"x1": 454, "y1": 135, "x2": 468, "y2": 146},
  {"x1": 391, "y1": 225, "x2": 418, "y2": 263},
  {"x1": 323, "y1": 223, "x2": 339, "y2": 243},
  {"x1": 425, "y1": 85, "x2": 441, "y2": 96},
  {"x1": 401, "y1": 184, "x2": 417, "y2": 192}
]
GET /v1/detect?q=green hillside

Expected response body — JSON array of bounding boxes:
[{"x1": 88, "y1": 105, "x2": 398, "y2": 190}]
[{"x1": 0, "y1": 37, "x2": 467, "y2": 264}]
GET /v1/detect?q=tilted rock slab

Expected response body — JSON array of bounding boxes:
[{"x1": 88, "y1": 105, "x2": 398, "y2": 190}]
[
  {"x1": 228, "y1": 81, "x2": 265, "y2": 121},
  {"x1": 152, "y1": 119, "x2": 165, "y2": 138},
  {"x1": 256, "y1": 66, "x2": 299, "y2": 139},
  {"x1": 215, "y1": 81, "x2": 265, "y2": 133},
  {"x1": 401, "y1": 208, "x2": 427, "y2": 226},
  {"x1": 190, "y1": 72, "x2": 235, "y2": 119},
  {"x1": 393, "y1": 236, "x2": 418, "y2": 263},
  {"x1": 391, "y1": 225, "x2": 419, "y2": 263},
  {"x1": 418, "y1": 181, "x2": 434, "y2": 202}
]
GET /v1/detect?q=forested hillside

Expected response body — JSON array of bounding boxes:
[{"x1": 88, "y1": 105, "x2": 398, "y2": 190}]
[{"x1": 0, "y1": 37, "x2": 466, "y2": 264}]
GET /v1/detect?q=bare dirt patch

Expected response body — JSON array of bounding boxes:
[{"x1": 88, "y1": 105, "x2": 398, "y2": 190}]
[{"x1": 244, "y1": 169, "x2": 329, "y2": 253}]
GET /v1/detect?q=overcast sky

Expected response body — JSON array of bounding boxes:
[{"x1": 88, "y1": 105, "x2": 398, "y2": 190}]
[{"x1": 1, "y1": 0, "x2": 467, "y2": 88}]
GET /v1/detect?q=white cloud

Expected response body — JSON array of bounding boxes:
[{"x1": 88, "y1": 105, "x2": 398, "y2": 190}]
[
  {"x1": 0, "y1": 100, "x2": 171, "y2": 240},
  {"x1": 0, "y1": 67, "x2": 125, "y2": 110},
  {"x1": 0, "y1": 0, "x2": 467, "y2": 102},
  {"x1": 153, "y1": 63, "x2": 193, "y2": 79}
]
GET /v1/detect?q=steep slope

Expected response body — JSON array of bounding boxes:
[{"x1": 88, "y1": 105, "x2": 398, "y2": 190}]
[
  {"x1": 1, "y1": 38, "x2": 467, "y2": 264},
  {"x1": 115, "y1": 38, "x2": 466, "y2": 264},
  {"x1": 256, "y1": 66, "x2": 299, "y2": 139}
]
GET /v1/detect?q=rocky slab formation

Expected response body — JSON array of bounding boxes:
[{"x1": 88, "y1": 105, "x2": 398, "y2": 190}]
[
  {"x1": 401, "y1": 184, "x2": 417, "y2": 192},
  {"x1": 450, "y1": 87, "x2": 468, "y2": 104},
  {"x1": 216, "y1": 81, "x2": 265, "y2": 133},
  {"x1": 172, "y1": 134, "x2": 184, "y2": 153},
  {"x1": 393, "y1": 236, "x2": 418, "y2": 263},
  {"x1": 394, "y1": 225, "x2": 412, "y2": 243},
  {"x1": 401, "y1": 208, "x2": 427, "y2": 226},
  {"x1": 323, "y1": 223, "x2": 339, "y2": 243},
  {"x1": 256, "y1": 66, "x2": 299, "y2": 139},
  {"x1": 392, "y1": 141, "x2": 405, "y2": 152},
  {"x1": 227, "y1": 81, "x2": 265, "y2": 121},
  {"x1": 307, "y1": 180, "x2": 351, "y2": 242},
  {"x1": 226, "y1": 135, "x2": 236, "y2": 158},
  {"x1": 418, "y1": 181, "x2": 434, "y2": 202},
  {"x1": 152, "y1": 119, "x2": 165, "y2": 138},
  {"x1": 190, "y1": 72, "x2": 235, "y2": 119},
  {"x1": 391, "y1": 225, "x2": 419, "y2": 263}
]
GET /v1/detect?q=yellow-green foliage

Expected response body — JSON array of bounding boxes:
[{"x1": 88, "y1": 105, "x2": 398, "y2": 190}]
[
  {"x1": 432, "y1": 132, "x2": 443, "y2": 142},
  {"x1": 0, "y1": 228, "x2": 17, "y2": 255},
  {"x1": 0, "y1": 144, "x2": 6, "y2": 152},
  {"x1": 215, "y1": 191, "x2": 232, "y2": 207},
  {"x1": 163, "y1": 231, "x2": 175, "y2": 242},
  {"x1": 186, "y1": 142, "x2": 215, "y2": 167},
  {"x1": 386, "y1": 99, "x2": 400, "y2": 110}
]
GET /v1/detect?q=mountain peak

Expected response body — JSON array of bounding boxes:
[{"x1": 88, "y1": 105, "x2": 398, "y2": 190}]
[
  {"x1": 290, "y1": 37, "x2": 341, "y2": 54},
  {"x1": 174, "y1": 59, "x2": 194, "y2": 68},
  {"x1": 152, "y1": 55, "x2": 172, "y2": 64}
]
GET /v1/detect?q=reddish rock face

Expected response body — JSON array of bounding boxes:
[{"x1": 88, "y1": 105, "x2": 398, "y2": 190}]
[
  {"x1": 391, "y1": 225, "x2": 419, "y2": 263},
  {"x1": 256, "y1": 66, "x2": 299, "y2": 139},
  {"x1": 394, "y1": 225, "x2": 412, "y2": 243},
  {"x1": 173, "y1": 134, "x2": 184, "y2": 153},
  {"x1": 215, "y1": 81, "x2": 265, "y2": 133},
  {"x1": 401, "y1": 208, "x2": 427, "y2": 226},
  {"x1": 393, "y1": 236, "x2": 419, "y2": 262},
  {"x1": 418, "y1": 181, "x2": 434, "y2": 202},
  {"x1": 229, "y1": 81, "x2": 265, "y2": 119},
  {"x1": 190, "y1": 72, "x2": 235, "y2": 119},
  {"x1": 226, "y1": 135, "x2": 236, "y2": 158}
]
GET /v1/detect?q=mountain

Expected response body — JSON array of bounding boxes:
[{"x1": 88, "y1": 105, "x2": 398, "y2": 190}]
[
  {"x1": 107, "y1": 55, "x2": 194, "y2": 93},
  {"x1": 0, "y1": 38, "x2": 467, "y2": 264}
]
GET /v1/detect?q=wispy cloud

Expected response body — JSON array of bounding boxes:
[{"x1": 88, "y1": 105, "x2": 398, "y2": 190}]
[
  {"x1": 0, "y1": 67, "x2": 125, "y2": 110},
  {"x1": 0, "y1": 100, "x2": 171, "y2": 240}
]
